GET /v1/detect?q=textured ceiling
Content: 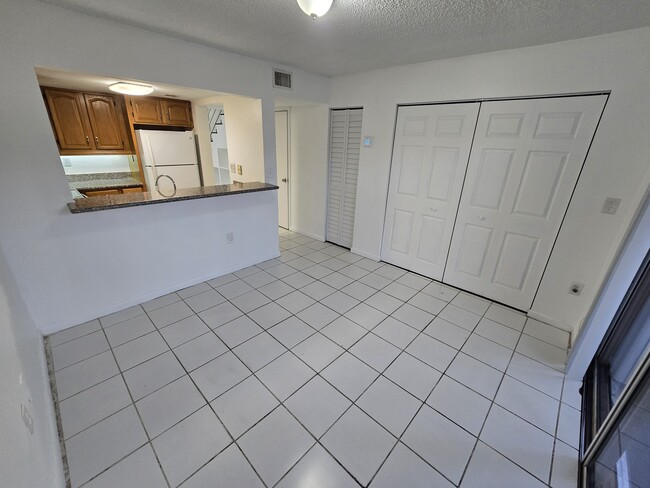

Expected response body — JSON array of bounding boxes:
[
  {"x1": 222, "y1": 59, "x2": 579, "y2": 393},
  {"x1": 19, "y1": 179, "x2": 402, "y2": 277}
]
[{"x1": 40, "y1": 0, "x2": 650, "y2": 76}]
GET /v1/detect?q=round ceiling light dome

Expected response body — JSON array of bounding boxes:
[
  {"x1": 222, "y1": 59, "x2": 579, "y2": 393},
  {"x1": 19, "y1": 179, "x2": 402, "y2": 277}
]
[
  {"x1": 109, "y1": 82, "x2": 154, "y2": 96},
  {"x1": 297, "y1": 0, "x2": 334, "y2": 19}
]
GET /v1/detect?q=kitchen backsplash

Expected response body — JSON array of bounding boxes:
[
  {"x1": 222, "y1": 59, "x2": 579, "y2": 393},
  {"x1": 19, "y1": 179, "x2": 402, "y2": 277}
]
[{"x1": 61, "y1": 155, "x2": 134, "y2": 175}]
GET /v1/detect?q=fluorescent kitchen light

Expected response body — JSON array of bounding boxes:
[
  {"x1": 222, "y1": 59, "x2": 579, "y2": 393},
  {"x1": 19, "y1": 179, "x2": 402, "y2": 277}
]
[
  {"x1": 297, "y1": 0, "x2": 334, "y2": 19},
  {"x1": 109, "y1": 82, "x2": 154, "y2": 96}
]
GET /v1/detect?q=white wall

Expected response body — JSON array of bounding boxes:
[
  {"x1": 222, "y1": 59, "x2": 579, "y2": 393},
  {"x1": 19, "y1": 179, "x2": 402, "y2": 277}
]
[
  {"x1": 329, "y1": 28, "x2": 650, "y2": 332},
  {"x1": 0, "y1": 245, "x2": 64, "y2": 488},
  {"x1": 287, "y1": 105, "x2": 330, "y2": 240},
  {"x1": 222, "y1": 96, "x2": 266, "y2": 183},
  {"x1": 0, "y1": 0, "x2": 328, "y2": 333}
]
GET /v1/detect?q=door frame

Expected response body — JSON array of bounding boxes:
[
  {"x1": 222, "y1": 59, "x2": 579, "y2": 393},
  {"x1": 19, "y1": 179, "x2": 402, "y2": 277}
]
[{"x1": 275, "y1": 108, "x2": 291, "y2": 229}]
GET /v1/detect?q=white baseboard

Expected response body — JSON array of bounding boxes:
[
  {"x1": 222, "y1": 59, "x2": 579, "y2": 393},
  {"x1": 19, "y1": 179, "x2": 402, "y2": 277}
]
[
  {"x1": 527, "y1": 310, "x2": 572, "y2": 332},
  {"x1": 351, "y1": 247, "x2": 381, "y2": 261},
  {"x1": 289, "y1": 227, "x2": 325, "y2": 241}
]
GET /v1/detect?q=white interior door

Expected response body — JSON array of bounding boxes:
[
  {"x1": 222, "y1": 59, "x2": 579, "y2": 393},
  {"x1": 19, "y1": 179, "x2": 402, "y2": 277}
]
[
  {"x1": 381, "y1": 103, "x2": 480, "y2": 280},
  {"x1": 327, "y1": 108, "x2": 363, "y2": 248},
  {"x1": 275, "y1": 110, "x2": 289, "y2": 229},
  {"x1": 444, "y1": 95, "x2": 607, "y2": 310}
]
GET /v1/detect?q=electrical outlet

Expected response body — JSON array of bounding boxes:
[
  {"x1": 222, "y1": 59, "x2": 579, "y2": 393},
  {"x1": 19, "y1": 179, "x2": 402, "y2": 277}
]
[
  {"x1": 226, "y1": 232, "x2": 234, "y2": 244},
  {"x1": 602, "y1": 197, "x2": 621, "y2": 215},
  {"x1": 237, "y1": 165, "x2": 243, "y2": 176},
  {"x1": 569, "y1": 281, "x2": 584, "y2": 296},
  {"x1": 230, "y1": 164, "x2": 236, "y2": 174}
]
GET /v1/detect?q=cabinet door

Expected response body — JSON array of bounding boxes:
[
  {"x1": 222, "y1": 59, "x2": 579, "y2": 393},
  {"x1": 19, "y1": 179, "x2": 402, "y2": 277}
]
[
  {"x1": 83, "y1": 189, "x2": 121, "y2": 197},
  {"x1": 121, "y1": 187, "x2": 143, "y2": 194},
  {"x1": 84, "y1": 94, "x2": 127, "y2": 151},
  {"x1": 162, "y1": 100, "x2": 193, "y2": 127},
  {"x1": 44, "y1": 89, "x2": 93, "y2": 151},
  {"x1": 130, "y1": 97, "x2": 164, "y2": 124}
]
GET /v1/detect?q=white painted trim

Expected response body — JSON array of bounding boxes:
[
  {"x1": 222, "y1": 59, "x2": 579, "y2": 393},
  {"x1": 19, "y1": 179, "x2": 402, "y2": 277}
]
[
  {"x1": 39, "y1": 250, "x2": 280, "y2": 335},
  {"x1": 351, "y1": 247, "x2": 381, "y2": 261},
  {"x1": 526, "y1": 311, "x2": 570, "y2": 332},
  {"x1": 290, "y1": 227, "x2": 324, "y2": 242}
]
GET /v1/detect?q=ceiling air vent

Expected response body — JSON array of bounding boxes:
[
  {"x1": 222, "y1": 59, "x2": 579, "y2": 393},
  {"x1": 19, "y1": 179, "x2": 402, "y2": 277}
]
[{"x1": 273, "y1": 69, "x2": 293, "y2": 89}]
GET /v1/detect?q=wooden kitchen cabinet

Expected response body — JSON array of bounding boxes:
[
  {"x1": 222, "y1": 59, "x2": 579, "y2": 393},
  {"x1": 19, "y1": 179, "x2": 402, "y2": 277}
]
[
  {"x1": 126, "y1": 96, "x2": 193, "y2": 128},
  {"x1": 162, "y1": 99, "x2": 193, "y2": 127},
  {"x1": 83, "y1": 189, "x2": 121, "y2": 197},
  {"x1": 129, "y1": 97, "x2": 164, "y2": 125},
  {"x1": 43, "y1": 87, "x2": 133, "y2": 155}
]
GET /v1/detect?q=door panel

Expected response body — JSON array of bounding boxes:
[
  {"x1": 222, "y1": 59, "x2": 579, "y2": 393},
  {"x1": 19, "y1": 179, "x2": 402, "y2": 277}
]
[
  {"x1": 275, "y1": 110, "x2": 289, "y2": 229},
  {"x1": 381, "y1": 103, "x2": 480, "y2": 280},
  {"x1": 84, "y1": 94, "x2": 126, "y2": 151},
  {"x1": 444, "y1": 95, "x2": 607, "y2": 309},
  {"x1": 44, "y1": 89, "x2": 93, "y2": 151}
]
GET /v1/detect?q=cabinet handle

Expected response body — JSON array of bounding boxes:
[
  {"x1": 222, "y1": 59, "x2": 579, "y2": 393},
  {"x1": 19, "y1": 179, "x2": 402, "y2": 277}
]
[
  {"x1": 85, "y1": 136, "x2": 90, "y2": 143},
  {"x1": 95, "y1": 136, "x2": 100, "y2": 145}
]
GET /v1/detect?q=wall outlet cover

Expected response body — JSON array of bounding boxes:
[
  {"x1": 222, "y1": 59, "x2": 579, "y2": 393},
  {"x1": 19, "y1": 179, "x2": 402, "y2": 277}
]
[
  {"x1": 569, "y1": 281, "x2": 585, "y2": 296},
  {"x1": 230, "y1": 164, "x2": 236, "y2": 174},
  {"x1": 226, "y1": 232, "x2": 234, "y2": 244},
  {"x1": 237, "y1": 165, "x2": 243, "y2": 175},
  {"x1": 602, "y1": 197, "x2": 622, "y2": 215}
]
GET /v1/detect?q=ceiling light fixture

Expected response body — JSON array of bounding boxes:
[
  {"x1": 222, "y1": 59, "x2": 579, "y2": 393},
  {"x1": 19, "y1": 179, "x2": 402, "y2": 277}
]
[
  {"x1": 297, "y1": 0, "x2": 333, "y2": 19},
  {"x1": 109, "y1": 82, "x2": 154, "y2": 96}
]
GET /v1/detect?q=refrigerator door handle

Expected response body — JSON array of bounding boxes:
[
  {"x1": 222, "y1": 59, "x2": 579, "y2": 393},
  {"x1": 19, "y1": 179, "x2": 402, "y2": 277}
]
[{"x1": 143, "y1": 133, "x2": 159, "y2": 182}]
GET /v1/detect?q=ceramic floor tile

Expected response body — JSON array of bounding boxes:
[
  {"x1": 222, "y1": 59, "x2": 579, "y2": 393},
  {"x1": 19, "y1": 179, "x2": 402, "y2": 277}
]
[
  {"x1": 339, "y1": 264, "x2": 371, "y2": 279},
  {"x1": 321, "y1": 406, "x2": 396, "y2": 486},
  {"x1": 281, "y1": 271, "x2": 315, "y2": 289},
  {"x1": 422, "y1": 317, "x2": 471, "y2": 349},
  {"x1": 437, "y1": 304, "x2": 481, "y2": 331},
  {"x1": 303, "y1": 264, "x2": 333, "y2": 279},
  {"x1": 173, "y1": 332, "x2": 228, "y2": 372},
  {"x1": 213, "y1": 315, "x2": 263, "y2": 348},
  {"x1": 216, "y1": 279, "x2": 255, "y2": 299},
  {"x1": 268, "y1": 316, "x2": 316, "y2": 348},
  {"x1": 190, "y1": 352, "x2": 251, "y2": 401},
  {"x1": 230, "y1": 290, "x2": 271, "y2": 313},
  {"x1": 153, "y1": 406, "x2": 231, "y2": 487},
  {"x1": 371, "y1": 442, "x2": 455, "y2": 488},
  {"x1": 99, "y1": 305, "x2": 145, "y2": 328},
  {"x1": 407, "y1": 292, "x2": 447, "y2": 315},
  {"x1": 322, "y1": 245, "x2": 348, "y2": 257},
  {"x1": 148, "y1": 301, "x2": 195, "y2": 329},
  {"x1": 480, "y1": 405, "x2": 554, "y2": 482},
  {"x1": 321, "y1": 291, "x2": 360, "y2": 314},
  {"x1": 321, "y1": 352, "x2": 379, "y2": 401},
  {"x1": 83, "y1": 444, "x2": 167, "y2": 488},
  {"x1": 516, "y1": 334, "x2": 567, "y2": 372},
  {"x1": 345, "y1": 302, "x2": 388, "y2": 330},
  {"x1": 320, "y1": 316, "x2": 368, "y2": 348},
  {"x1": 210, "y1": 375, "x2": 279, "y2": 438},
  {"x1": 396, "y1": 272, "x2": 432, "y2": 291},
  {"x1": 461, "y1": 442, "x2": 547, "y2": 488},
  {"x1": 257, "y1": 279, "x2": 295, "y2": 300},
  {"x1": 276, "y1": 290, "x2": 316, "y2": 314},
  {"x1": 358, "y1": 272, "x2": 393, "y2": 290},
  {"x1": 375, "y1": 264, "x2": 407, "y2": 280},
  {"x1": 321, "y1": 271, "x2": 355, "y2": 289},
  {"x1": 450, "y1": 292, "x2": 491, "y2": 315},
  {"x1": 136, "y1": 375, "x2": 206, "y2": 438},
  {"x1": 284, "y1": 376, "x2": 351, "y2": 438},
  {"x1": 256, "y1": 352, "x2": 315, "y2": 401},
  {"x1": 428, "y1": 375, "x2": 491, "y2": 436},
  {"x1": 372, "y1": 316, "x2": 419, "y2": 349},
  {"x1": 461, "y1": 334, "x2": 513, "y2": 371},
  {"x1": 113, "y1": 332, "x2": 169, "y2": 372},
  {"x1": 357, "y1": 376, "x2": 422, "y2": 437},
  {"x1": 402, "y1": 405, "x2": 475, "y2": 485},
  {"x1": 183, "y1": 289, "x2": 226, "y2": 313},
  {"x1": 322, "y1": 257, "x2": 352, "y2": 271},
  {"x1": 484, "y1": 303, "x2": 527, "y2": 331},
  {"x1": 446, "y1": 352, "x2": 504, "y2": 400},
  {"x1": 288, "y1": 256, "x2": 319, "y2": 270},
  {"x1": 355, "y1": 258, "x2": 383, "y2": 272},
  {"x1": 365, "y1": 292, "x2": 404, "y2": 315},
  {"x1": 301, "y1": 280, "x2": 337, "y2": 300},
  {"x1": 341, "y1": 281, "x2": 377, "y2": 301},
  {"x1": 177, "y1": 282, "x2": 212, "y2": 299},
  {"x1": 523, "y1": 318, "x2": 570, "y2": 350},
  {"x1": 304, "y1": 251, "x2": 330, "y2": 263},
  {"x1": 60, "y1": 375, "x2": 132, "y2": 439},
  {"x1": 384, "y1": 352, "x2": 442, "y2": 401},
  {"x1": 350, "y1": 333, "x2": 401, "y2": 372},
  {"x1": 159, "y1": 315, "x2": 211, "y2": 348},
  {"x1": 556, "y1": 403, "x2": 581, "y2": 449},
  {"x1": 336, "y1": 251, "x2": 364, "y2": 264},
  {"x1": 123, "y1": 350, "x2": 185, "y2": 401},
  {"x1": 54, "y1": 350, "x2": 119, "y2": 401},
  {"x1": 392, "y1": 303, "x2": 435, "y2": 331},
  {"x1": 66, "y1": 406, "x2": 147, "y2": 488},
  {"x1": 238, "y1": 406, "x2": 314, "y2": 487},
  {"x1": 181, "y1": 443, "x2": 264, "y2": 488},
  {"x1": 421, "y1": 282, "x2": 459, "y2": 302},
  {"x1": 242, "y1": 270, "x2": 276, "y2": 289},
  {"x1": 206, "y1": 273, "x2": 238, "y2": 288},
  {"x1": 495, "y1": 375, "x2": 560, "y2": 435},
  {"x1": 382, "y1": 281, "x2": 418, "y2": 301},
  {"x1": 292, "y1": 333, "x2": 345, "y2": 372},
  {"x1": 296, "y1": 302, "x2": 340, "y2": 330},
  {"x1": 550, "y1": 440, "x2": 579, "y2": 488},
  {"x1": 475, "y1": 317, "x2": 521, "y2": 349},
  {"x1": 232, "y1": 332, "x2": 286, "y2": 371},
  {"x1": 247, "y1": 302, "x2": 292, "y2": 329},
  {"x1": 104, "y1": 314, "x2": 156, "y2": 348},
  {"x1": 277, "y1": 444, "x2": 358, "y2": 488},
  {"x1": 406, "y1": 334, "x2": 457, "y2": 372},
  {"x1": 198, "y1": 301, "x2": 243, "y2": 329},
  {"x1": 49, "y1": 319, "x2": 101, "y2": 347},
  {"x1": 561, "y1": 377, "x2": 583, "y2": 410},
  {"x1": 506, "y1": 352, "x2": 564, "y2": 400},
  {"x1": 52, "y1": 331, "x2": 110, "y2": 371}
]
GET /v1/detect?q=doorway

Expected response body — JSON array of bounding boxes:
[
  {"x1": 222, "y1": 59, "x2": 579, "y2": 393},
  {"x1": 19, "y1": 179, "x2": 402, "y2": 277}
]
[{"x1": 275, "y1": 110, "x2": 290, "y2": 229}]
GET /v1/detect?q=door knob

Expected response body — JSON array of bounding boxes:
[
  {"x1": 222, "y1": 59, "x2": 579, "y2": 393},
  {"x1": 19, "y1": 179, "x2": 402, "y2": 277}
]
[{"x1": 282, "y1": 178, "x2": 288, "y2": 183}]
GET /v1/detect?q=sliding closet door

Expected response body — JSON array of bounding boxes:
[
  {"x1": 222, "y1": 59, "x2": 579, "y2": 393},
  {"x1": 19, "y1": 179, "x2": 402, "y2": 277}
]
[
  {"x1": 381, "y1": 103, "x2": 480, "y2": 280},
  {"x1": 444, "y1": 95, "x2": 607, "y2": 310},
  {"x1": 327, "y1": 108, "x2": 363, "y2": 248}
]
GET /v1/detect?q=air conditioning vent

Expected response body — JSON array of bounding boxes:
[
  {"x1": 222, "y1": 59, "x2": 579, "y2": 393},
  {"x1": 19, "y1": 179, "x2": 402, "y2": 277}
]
[{"x1": 273, "y1": 69, "x2": 292, "y2": 89}]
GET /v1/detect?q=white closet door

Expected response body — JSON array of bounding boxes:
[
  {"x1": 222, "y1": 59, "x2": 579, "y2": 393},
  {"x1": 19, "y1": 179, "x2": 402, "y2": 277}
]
[
  {"x1": 327, "y1": 108, "x2": 363, "y2": 248},
  {"x1": 444, "y1": 95, "x2": 607, "y2": 310},
  {"x1": 381, "y1": 103, "x2": 480, "y2": 280}
]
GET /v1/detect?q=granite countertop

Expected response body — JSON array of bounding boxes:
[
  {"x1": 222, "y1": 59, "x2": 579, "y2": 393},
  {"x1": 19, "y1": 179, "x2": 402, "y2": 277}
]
[
  {"x1": 67, "y1": 172, "x2": 143, "y2": 191},
  {"x1": 68, "y1": 181, "x2": 279, "y2": 213}
]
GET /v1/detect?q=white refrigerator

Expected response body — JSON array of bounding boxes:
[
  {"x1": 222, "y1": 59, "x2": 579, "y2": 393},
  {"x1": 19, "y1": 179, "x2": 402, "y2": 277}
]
[{"x1": 136, "y1": 130, "x2": 201, "y2": 193}]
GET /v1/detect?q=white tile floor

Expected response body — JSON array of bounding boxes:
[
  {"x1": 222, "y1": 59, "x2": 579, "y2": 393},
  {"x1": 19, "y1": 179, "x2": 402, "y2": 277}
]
[{"x1": 47, "y1": 229, "x2": 580, "y2": 488}]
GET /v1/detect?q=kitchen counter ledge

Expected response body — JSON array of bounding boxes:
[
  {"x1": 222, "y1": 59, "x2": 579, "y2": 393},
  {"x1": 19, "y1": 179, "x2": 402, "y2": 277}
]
[{"x1": 68, "y1": 181, "x2": 278, "y2": 214}]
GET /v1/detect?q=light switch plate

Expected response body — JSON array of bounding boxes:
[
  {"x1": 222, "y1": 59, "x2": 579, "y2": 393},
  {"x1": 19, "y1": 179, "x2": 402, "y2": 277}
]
[
  {"x1": 237, "y1": 164, "x2": 243, "y2": 176},
  {"x1": 602, "y1": 197, "x2": 621, "y2": 215}
]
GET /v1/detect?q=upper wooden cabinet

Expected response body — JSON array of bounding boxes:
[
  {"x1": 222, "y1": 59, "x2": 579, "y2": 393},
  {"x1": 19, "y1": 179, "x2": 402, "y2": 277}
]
[
  {"x1": 43, "y1": 87, "x2": 133, "y2": 155},
  {"x1": 126, "y1": 96, "x2": 193, "y2": 128}
]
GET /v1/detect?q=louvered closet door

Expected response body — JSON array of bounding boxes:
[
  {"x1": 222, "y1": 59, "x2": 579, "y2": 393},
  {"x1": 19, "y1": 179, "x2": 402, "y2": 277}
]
[
  {"x1": 381, "y1": 103, "x2": 480, "y2": 280},
  {"x1": 327, "y1": 109, "x2": 363, "y2": 248},
  {"x1": 444, "y1": 95, "x2": 607, "y2": 310}
]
